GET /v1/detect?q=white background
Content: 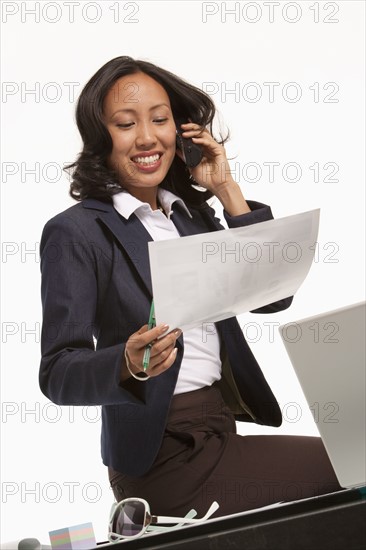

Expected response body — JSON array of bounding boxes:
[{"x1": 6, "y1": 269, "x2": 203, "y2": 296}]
[{"x1": 1, "y1": 0, "x2": 365, "y2": 544}]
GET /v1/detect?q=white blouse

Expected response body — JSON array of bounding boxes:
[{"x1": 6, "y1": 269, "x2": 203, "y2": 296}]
[{"x1": 112, "y1": 189, "x2": 222, "y2": 394}]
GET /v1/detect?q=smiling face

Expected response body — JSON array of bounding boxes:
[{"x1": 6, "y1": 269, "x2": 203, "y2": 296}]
[{"x1": 103, "y1": 72, "x2": 177, "y2": 204}]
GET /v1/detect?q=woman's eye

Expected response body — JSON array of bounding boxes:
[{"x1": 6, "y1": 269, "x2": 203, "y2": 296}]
[
  {"x1": 115, "y1": 118, "x2": 168, "y2": 128},
  {"x1": 116, "y1": 122, "x2": 134, "y2": 129}
]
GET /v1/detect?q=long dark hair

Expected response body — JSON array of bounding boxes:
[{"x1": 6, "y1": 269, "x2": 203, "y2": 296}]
[{"x1": 65, "y1": 56, "x2": 228, "y2": 207}]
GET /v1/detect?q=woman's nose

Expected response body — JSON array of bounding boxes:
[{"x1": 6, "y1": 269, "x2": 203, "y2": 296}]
[{"x1": 135, "y1": 123, "x2": 156, "y2": 148}]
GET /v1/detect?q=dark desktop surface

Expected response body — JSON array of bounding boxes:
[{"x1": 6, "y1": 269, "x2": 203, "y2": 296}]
[{"x1": 98, "y1": 488, "x2": 366, "y2": 550}]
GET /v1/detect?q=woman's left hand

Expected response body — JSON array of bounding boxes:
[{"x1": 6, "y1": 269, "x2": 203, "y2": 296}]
[
  {"x1": 176, "y1": 122, "x2": 251, "y2": 216},
  {"x1": 176, "y1": 122, "x2": 235, "y2": 195}
]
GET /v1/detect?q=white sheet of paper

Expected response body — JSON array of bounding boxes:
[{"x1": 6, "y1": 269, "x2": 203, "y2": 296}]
[{"x1": 149, "y1": 209, "x2": 320, "y2": 331}]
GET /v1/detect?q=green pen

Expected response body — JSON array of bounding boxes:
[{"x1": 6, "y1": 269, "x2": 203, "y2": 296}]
[{"x1": 143, "y1": 300, "x2": 156, "y2": 371}]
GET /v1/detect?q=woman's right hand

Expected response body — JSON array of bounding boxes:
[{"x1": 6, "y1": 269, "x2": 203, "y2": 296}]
[{"x1": 122, "y1": 324, "x2": 182, "y2": 380}]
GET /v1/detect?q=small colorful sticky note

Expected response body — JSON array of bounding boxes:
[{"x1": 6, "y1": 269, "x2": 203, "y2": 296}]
[{"x1": 49, "y1": 522, "x2": 96, "y2": 550}]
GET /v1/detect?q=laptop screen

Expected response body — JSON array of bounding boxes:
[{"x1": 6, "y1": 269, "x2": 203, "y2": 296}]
[{"x1": 279, "y1": 302, "x2": 366, "y2": 489}]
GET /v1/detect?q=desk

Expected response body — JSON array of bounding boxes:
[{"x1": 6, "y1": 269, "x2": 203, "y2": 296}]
[{"x1": 99, "y1": 488, "x2": 366, "y2": 550}]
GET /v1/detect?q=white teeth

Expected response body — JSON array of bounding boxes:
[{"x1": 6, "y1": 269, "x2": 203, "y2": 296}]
[{"x1": 132, "y1": 154, "x2": 160, "y2": 165}]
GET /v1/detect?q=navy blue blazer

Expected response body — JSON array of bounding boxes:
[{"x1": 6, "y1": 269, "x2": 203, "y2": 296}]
[{"x1": 39, "y1": 197, "x2": 292, "y2": 476}]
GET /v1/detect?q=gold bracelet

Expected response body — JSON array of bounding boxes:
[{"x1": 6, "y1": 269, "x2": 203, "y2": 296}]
[{"x1": 124, "y1": 348, "x2": 150, "y2": 381}]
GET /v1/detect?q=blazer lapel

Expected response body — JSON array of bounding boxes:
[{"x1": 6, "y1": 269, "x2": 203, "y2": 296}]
[
  {"x1": 82, "y1": 198, "x2": 218, "y2": 296},
  {"x1": 170, "y1": 202, "x2": 219, "y2": 236},
  {"x1": 83, "y1": 198, "x2": 154, "y2": 295}
]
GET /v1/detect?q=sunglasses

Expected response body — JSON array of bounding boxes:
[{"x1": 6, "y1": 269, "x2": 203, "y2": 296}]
[{"x1": 108, "y1": 497, "x2": 219, "y2": 541}]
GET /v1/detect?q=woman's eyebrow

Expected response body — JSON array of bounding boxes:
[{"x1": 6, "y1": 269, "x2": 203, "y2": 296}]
[{"x1": 110, "y1": 103, "x2": 170, "y2": 117}]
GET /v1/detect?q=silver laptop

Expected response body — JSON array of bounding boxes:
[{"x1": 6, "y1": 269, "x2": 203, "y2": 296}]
[{"x1": 279, "y1": 301, "x2": 366, "y2": 489}]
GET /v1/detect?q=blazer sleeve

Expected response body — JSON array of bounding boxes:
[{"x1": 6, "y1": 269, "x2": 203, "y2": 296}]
[
  {"x1": 222, "y1": 200, "x2": 293, "y2": 313},
  {"x1": 39, "y1": 214, "x2": 142, "y2": 406}
]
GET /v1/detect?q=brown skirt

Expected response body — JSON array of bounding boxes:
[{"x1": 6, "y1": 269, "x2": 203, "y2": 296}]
[{"x1": 108, "y1": 384, "x2": 341, "y2": 518}]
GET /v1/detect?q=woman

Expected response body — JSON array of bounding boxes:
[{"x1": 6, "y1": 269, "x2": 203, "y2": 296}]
[{"x1": 39, "y1": 56, "x2": 341, "y2": 519}]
